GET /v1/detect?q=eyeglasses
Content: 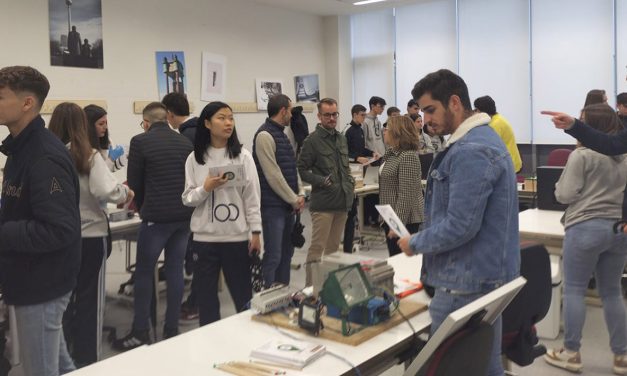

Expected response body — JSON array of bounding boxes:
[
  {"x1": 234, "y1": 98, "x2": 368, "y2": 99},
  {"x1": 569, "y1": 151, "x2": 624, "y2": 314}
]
[
  {"x1": 321, "y1": 112, "x2": 340, "y2": 119},
  {"x1": 139, "y1": 119, "x2": 149, "y2": 128}
]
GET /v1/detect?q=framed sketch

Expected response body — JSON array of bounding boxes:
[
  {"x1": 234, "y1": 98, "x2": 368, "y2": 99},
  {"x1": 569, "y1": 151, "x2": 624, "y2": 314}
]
[
  {"x1": 256, "y1": 79, "x2": 283, "y2": 111},
  {"x1": 201, "y1": 52, "x2": 226, "y2": 102},
  {"x1": 49, "y1": 0, "x2": 104, "y2": 69},
  {"x1": 294, "y1": 74, "x2": 320, "y2": 102},
  {"x1": 155, "y1": 51, "x2": 187, "y2": 99}
]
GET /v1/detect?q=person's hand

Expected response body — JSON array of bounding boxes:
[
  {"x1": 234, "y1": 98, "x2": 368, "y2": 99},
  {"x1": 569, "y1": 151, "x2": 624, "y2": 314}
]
[
  {"x1": 356, "y1": 157, "x2": 369, "y2": 165},
  {"x1": 322, "y1": 174, "x2": 332, "y2": 187},
  {"x1": 249, "y1": 233, "x2": 261, "y2": 256},
  {"x1": 540, "y1": 111, "x2": 576, "y2": 130},
  {"x1": 292, "y1": 196, "x2": 305, "y2": 213},
  {"x1": 387, "y1": 229, "x2": 399, "y2": 239},
  {"x1": 373, "y1": 152, "x2": 381, "y2": 160},
  {"x1": 108, "y1": 145, "x2": 124, "y2": 160},
  {"x1": 397, "y1": 235, "x2": 413, "y2": 256},
  {"x1": 124, "y1": 189, "x2": 135, "y2": 204},
  {"x1": 203, "y1": 173, "x2": 228, "y2": 192}
]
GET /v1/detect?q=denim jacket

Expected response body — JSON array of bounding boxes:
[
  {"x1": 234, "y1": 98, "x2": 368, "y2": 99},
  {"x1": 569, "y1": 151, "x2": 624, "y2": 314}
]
[{"x1": 409, "y1": 113, "x2": 520, "y2": 293}]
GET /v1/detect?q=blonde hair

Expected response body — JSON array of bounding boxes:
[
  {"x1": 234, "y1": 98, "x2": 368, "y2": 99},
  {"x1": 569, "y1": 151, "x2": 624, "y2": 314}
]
[{"x1": 387, "y1": 116, "x2": 420, "y2": 151}]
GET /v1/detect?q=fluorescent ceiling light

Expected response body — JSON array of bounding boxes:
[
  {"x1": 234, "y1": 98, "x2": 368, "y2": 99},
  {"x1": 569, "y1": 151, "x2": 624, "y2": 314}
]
[{"x1": 353, "y1": 0, "x2": 386, "y2": 5}]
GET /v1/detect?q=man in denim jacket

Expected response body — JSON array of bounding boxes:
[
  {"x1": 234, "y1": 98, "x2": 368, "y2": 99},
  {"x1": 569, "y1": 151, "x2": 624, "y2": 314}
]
[{"x1": 398, "y1": 69, "x2": 520, "y2": 376}]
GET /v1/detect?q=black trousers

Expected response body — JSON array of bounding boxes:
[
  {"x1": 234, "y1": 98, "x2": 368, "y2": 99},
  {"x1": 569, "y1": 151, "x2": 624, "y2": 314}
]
[
  {"x1": 192, "y1": 240, "x2": 252, "y2": 326},
  {"x1": 63, "y1": 236, "x2": 107, "y2": 367},
  {"x1": 343, "y1": 198, "x2": 358, "y2": 253},
  {"x1": 383, "y1": 222, "x2": 421, "y2": 257}
]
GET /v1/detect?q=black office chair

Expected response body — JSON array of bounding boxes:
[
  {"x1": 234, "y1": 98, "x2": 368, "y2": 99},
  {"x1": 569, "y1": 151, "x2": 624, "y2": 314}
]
[
  {"x1": 502, "y1": 242, "x2": 552, "y2": 367},
  {"x1": 416, "y1": 321, "x2": 494, "y2": 376}
]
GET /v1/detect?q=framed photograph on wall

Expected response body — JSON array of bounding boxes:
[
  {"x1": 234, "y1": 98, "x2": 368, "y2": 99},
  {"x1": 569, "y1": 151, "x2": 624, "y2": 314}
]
[
  {"x1": 49, "y1": 0, "x2": 104, "y2": 69},
  {"x1": 294, "y1": 74, "x2": 320, "y2": 103},
  {"x1": 201, "y1": 52, "x2": 226, "y2": 102},
  {"x1": 155, "y1": 51, "x2": 187, "y2": 100},
  {"x1": 256, "y1": 79, "x2": 283, "y2": 111}
]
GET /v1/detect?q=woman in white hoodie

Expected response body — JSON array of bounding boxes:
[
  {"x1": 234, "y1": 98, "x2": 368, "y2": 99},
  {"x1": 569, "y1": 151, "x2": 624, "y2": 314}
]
[
  {"x1": 48, "y1": 103, "x2": 133, "y2": 367},
  {"x1": 182, "y1": 101, "x2": 262, "y2": 326}
]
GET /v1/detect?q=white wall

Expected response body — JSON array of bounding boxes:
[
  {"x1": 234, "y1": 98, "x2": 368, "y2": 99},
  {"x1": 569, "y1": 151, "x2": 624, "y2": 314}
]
[
  {"x1": 0, "y1": 0, "x2": 329, "y2": 175},
  {"x1": 618, "y1": 0, "x2": 627, "y2": 95}
]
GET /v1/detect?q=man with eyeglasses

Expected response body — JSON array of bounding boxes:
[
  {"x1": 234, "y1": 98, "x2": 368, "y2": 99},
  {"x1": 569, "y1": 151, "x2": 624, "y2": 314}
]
[{"x1": 297, "y1": 98, "x2": 355, "y2": 285}]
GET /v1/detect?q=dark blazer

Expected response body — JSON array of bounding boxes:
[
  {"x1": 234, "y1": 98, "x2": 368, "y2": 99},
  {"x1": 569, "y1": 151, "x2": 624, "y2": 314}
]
[{"x1": 127, "y1": 122, "x2": 194, "y2": 222}]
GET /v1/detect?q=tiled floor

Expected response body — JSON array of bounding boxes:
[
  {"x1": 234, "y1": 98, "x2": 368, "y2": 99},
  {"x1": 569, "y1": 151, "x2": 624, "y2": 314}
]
[{"x1": 7, "y1": 208, "x2": 625, "y2": 375}]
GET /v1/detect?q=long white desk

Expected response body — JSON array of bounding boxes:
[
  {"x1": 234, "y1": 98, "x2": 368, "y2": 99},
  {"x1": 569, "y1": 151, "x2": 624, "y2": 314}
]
[
  {"x1": 518, "y1": 208, "x2": 565, "y2": 255},
  {"x1": 67, "y1": 254, "x2": 430, "y2": 376}
]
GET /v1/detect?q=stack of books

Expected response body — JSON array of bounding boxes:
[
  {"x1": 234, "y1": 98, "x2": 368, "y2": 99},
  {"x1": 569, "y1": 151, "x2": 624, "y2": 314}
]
[{"x1": 250, "y1": 338, "x2": 326, "y2": 369}]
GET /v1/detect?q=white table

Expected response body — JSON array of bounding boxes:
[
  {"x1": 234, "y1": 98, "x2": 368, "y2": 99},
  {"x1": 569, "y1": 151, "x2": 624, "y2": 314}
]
[
  {"x1": 109, "y1": 214, "x2": 142, "y2": 271},
  {"x1": 67, "y1": 254, "x2": 430, "y2": 376},
  {"x1": 518, "y1": 208, "x2": 565, "y2": 255}
]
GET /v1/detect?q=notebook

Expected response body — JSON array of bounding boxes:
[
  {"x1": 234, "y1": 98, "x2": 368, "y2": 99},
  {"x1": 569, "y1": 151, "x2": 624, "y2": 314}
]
[{"x1": 250, "y1": 338, "x2": 326, "y2": 369}]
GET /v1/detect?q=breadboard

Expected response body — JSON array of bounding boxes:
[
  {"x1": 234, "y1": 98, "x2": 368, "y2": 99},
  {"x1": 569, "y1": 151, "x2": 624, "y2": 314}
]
[{"x1": 251, "y1": 299, "x2": 427, "y2": 346}]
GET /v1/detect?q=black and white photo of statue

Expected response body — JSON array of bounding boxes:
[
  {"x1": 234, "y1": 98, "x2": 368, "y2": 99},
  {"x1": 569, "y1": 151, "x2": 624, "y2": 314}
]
[{"x1": 49, "y1": 0, "x2": 104, "y2": 69}]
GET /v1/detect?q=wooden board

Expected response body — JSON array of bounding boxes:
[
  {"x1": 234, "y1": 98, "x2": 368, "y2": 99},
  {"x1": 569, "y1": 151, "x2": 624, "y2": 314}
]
[{"x1": 251, "y1": 299, "x2": 427, "y2": 346}]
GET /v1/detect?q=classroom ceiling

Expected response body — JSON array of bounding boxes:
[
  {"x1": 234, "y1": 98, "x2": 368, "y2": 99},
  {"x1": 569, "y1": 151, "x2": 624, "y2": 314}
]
[{"x1": 249, "y1": 0, "x2": 423, "y2": 16}]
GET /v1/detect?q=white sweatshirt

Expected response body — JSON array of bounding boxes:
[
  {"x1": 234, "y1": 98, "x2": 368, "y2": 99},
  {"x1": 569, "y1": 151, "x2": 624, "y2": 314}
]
[
  {"x1": 182, "y1": 147, "x2": 262, "y2": 242},
  {"x1": 80, "y1": 149, "x2": 129, "y2": 237}
]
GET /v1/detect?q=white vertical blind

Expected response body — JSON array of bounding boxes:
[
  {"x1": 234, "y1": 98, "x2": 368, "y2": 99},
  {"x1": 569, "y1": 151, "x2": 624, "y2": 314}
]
[
  {"x1": 351, "y1": 8, "x2": 395, "y2": 122},
  {"x1": 531, "y1": 0, "x2": 614, "y2": 144},
  {"x1": 458, "y1": 0, "x2": 531, "y2": 143},
  {"x1": 395, "y1": 0, "x2": 457, "y2": 112}
]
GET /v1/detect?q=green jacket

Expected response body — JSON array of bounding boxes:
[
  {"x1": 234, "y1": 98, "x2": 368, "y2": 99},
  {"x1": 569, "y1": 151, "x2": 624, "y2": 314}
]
[{"x1": 298, "y1": 125, "x2": 355, "y2": 212}]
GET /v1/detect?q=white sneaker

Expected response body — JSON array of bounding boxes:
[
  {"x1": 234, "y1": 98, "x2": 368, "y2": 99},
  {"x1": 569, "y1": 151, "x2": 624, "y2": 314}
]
[
  {"x1": 614, "y1": 354, "x2": 627, "y2": 375},
  {"x1": 544, "y1": 348, "x2": 583, "y2": 373}
]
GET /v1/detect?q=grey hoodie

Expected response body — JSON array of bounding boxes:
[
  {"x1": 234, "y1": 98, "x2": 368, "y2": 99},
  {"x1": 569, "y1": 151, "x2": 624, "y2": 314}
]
[{"x1": 555, "y1": 147, "x2": 627, "y2": 228}]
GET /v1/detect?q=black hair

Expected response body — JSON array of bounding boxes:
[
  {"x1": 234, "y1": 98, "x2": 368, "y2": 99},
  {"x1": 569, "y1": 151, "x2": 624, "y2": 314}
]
[
  {"x1": 617, "y1": 92, "x2": 627, "y2": 107},
  {"x1": 161, "y1": 92, "x2": 190, "y2": 116},
  {"x1": 407, "y1": 99, "x2": 418, "y2": 108},
  {"x1": 267, "y1": 94, "x2": 291, "y2": 118},
  {"x1": 351, "y1": 104, "x2": 367, "y2": 115},
  {"x1": 83, "y1": 104, "x2": 109, "y2": 150},
  {"x1": 387, "y1": 106, "x2": 401, "y2": 116},
  {"x1": 194, "y1": 101, "x2": 242, "y2": 164},
  {"x1": 368, "y1": 96, "x2": 386, "y2": 109},
  {"x1": 411, "y1": 69, "x2": 472, "y2": 111},
  {"x1": 473, "y1": 95, "x2": 497, "y2": 116}
]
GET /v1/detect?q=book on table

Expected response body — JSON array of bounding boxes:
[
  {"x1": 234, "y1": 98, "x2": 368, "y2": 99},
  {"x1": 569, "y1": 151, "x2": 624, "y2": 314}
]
[{"x1": 250, "y1": 338, "x2": 326, "y2": 369}]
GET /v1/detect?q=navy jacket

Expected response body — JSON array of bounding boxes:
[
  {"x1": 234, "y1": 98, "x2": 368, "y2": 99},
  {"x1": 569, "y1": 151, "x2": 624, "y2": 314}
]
[
  {"x1": 179, "y1": 116, "x2": 198, "y2": 144},
  {"x1": 345, "y1": 121, "x2": 374, "y2": 162},
  {"x1": 127, "y1": 122, "x2": 194, "y2": 222},
  {"x1": 0, "y1": 116, "x2": 81, "y2": 305},
  {"x1": 253, "y1": 119, "x2": 298, "y2": 210},
  {"x1": 566, "y1": 118, "x2": 627, "y2": 219}
]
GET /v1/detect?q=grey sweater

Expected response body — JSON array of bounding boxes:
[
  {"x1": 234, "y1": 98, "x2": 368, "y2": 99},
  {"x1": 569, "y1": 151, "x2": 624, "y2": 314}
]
[{"x1": 555, "y1": 147, "x2": 627, "y2": 229}]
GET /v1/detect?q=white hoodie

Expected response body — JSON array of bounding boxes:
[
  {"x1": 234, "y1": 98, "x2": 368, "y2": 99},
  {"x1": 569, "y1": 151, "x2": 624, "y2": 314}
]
[{"x1": 182, "y1": 147, "x2": 262, "y2": 242}]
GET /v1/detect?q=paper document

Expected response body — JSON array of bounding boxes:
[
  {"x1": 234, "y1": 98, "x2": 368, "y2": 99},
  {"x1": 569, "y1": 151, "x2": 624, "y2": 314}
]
[
  {"x1": 208, "y1": 164, "x2": 246, "y2": 188},
  {"x1": 375, "y1": 204, "x2": 410, "y2": 238}
]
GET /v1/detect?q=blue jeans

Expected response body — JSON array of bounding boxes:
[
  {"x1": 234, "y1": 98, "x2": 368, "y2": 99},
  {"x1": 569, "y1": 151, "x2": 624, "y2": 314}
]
[
  {"x1": 429, "y1": 289, "x2": 503, "y2": 376},
  {"x1": 14, "y1": 292, "x2": 75, "y2": 376},
  {"x1": 563, "y1": 218, "x2": 627, "y2": 354},
  {"x1": 133, "y1": 220, "x2": 189, "y2": 332},
  {"x1": 261, "y1": 206, "x2": 295, "y2": 287}
]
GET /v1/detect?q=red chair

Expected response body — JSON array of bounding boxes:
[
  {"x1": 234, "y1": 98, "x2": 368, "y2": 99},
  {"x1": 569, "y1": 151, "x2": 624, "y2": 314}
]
[{"x1": 546, "y1": 148, "x2": 572, "y2": 167}]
